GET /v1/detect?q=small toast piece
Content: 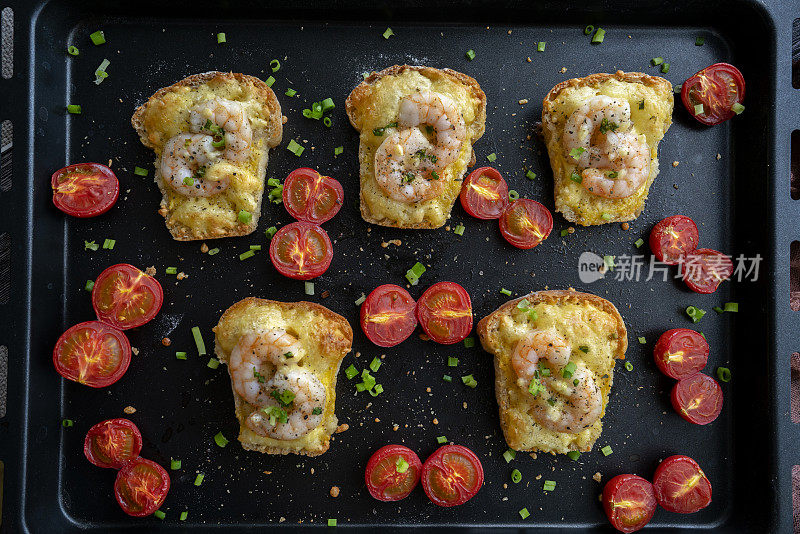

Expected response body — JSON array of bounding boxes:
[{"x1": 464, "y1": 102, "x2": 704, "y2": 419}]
[
  {"x1": 477, "y1": 289, "x2": 627, "y2": 454},
  {"x1": 132, "y1": 71, "x2": 283, "y2": 241},
  {"x1": 345, "y1": 65, "x2": 486, "y2": 229},
  {"x1": 542, "y1": 71, "x2": 673, "y2": 226},
  {"x1": 213, "y1": 297, "x2": 352, "y2": 456}
]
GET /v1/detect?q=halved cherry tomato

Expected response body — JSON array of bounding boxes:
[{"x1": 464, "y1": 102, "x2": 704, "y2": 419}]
[
  {"x1": 649, "y1": 215, "x2": 699, "y2": 265},
  {"x1": 652, "y1": 455, "x2": 712, "y2": 513},
  {"x1": 671, "y1": 373, "x2": 723, "y2": 425},
  {"x1": 680, "y1": 248, "x2": 733, "y2": 294},
  {"x1": 499, "y1": 199, "x2": 553, "y2": 249},
  {"x1": 602, "y1": 474, "x2": 657, "y2": 533},
  {"x1": 84, "y1": 418, "x2": 143, "y2": 469},
  {"x1": 114, "y1": 457, "x2": 170, "y2": 517},
  {"x1": 92, "y1": 264, "x2": 164, "y2": 330},
  {"x1": 51, "y1": 163, "x2": 119, "y2": 218},
  {"x1": 681, "y1": 63, "x2": 745, "y2": 126},
  {"x1": 459, "y1": 167, "x2": 509, "y2": 219},
  {"x1": 282, "y1": 167, "x2": 344, "y2": 224},
  {"x1": 52, "y1": 321, "x2": 131, "y2": 388},
  {"x1": 416, "y1": 282, "x2": 473, "y2": 345},
  {"x1": 269, "y1": 222, "x2": 333, "y2": 280},
  {"x1": 364, "y1": 444, "x2": 422, "y2": 502},
  {"x1": 653, "y1": 329, "x2": 709, "y2": 380},
  {"x1": 421, "y1": 444, "x2": 483, "y2": 507},
  {"x1": 360, "y1": 284, "x2": 417, "y2": 347}
]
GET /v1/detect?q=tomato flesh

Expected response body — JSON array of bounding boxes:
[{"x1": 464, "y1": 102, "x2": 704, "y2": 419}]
[
  {"x1": 84, "y1": 418, "x2": 143, "y2": 469},
  {"x1": 365, "y1": 444, "x2": 422, "y2": 502},
  {"x1": 459, "y1": 166, "x2": 509, "y2": 219},
  {"x1": 499, "y1": 199, "x2": 553, "y2": 249},
  {"x1": 92, "y1": 264, "x2": 164, "y2": 330},
  {"x1": 52, "y1": 321, "x2": 131, "y2": 388},
  {"x1": 680, "y1": 248, "x2": 733, "y2": 294},
  {"x1": 51, "y1": 163, "x2": 120, "y2": 218},
  {"x1": 671, "y1": 373, "x2": 723, "y2": 425},
  {"x1": 282, "y1": 167, "x2": 344, "y2": 224},
  {"x1": 360, "y1": 284, "x2": 417, "y2": 347},
  {"x1": 652, "y1": 455, "x2": 712, "y2": 513},
  {"x1": 653, "y1": 329, "x2": 709, "y2": 380},
  {"x1": 421, "y1": 445, "x2": 483, "y2": 507},
  {"x1": 681, "y1": 63, "x2": 745, "y2": 126},
  {"x1": 602, "y1": 474, "x2": 657, "y2": 533},
  {"x1": 649, "y1": 215, "x2": 699, "y2": 265},
  {"x1": 416, "y1": 282, "x2": 473, "y2": 345},
  {"x1": 114, "y1": 458, "x2": 170, "y2": 517},
  {"x1": 269, "y1": 222, "x2": 333, "y2": 280}
]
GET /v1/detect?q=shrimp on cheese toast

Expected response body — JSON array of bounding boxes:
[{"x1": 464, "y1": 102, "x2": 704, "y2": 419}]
[
  {"x1": 213, "y1": 298, "x2": 352, "y2": 456},
  {"x1": 477, "y1": 290, "x2": 627, "y2": 455},
  {"x1": 131, "y1": 72, "x2": 283, "y2": 240},
  {"x1": 542, "y1": 71, "x2": 673, "y2": 225},
  {"x1": 346, "y1": 65, "x2": 486, "y2": 229}
]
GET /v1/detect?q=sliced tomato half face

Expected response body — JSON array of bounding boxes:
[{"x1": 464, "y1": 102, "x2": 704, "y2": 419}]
[
  {"x1": 652, "y1": 455, "x2": 712, "y2": 513},
  {"x1": 84, "y1": 418, "x2": 143, "y2": 469},
  {"x1": 269, "y1": 222, "x2": 333, "y2": 280},
  {"x1": 282, "y1": 167, "x2": 344, "y2": 224},
  {"x1": 499, "y1": 199, "x2": 553, "y2": 249},
  {"x1": 364, "y1": 444, "x2": 422, "y2": 502},
  {"x1": 52, "y1": 321, "x2": 131, "y2": 388},
  {"x1": 51, "y1": 163, "x2": 120, "y2": 218},
  {"x1": 602, "y1": 474, "x2": 658, "y2": 533},
  {"x1": 649, "y1": 215, "x2": 699, "y2": 265},
  {"x1": 114, "y1": 458, "x2": 170, "y2": 517},
  {"x1": 459, "y1": 166, "x2": 510, "y2": 219},
  {"x1": 421, "y1": 444, "x2": 484, "y2": 507},
  {"x1": 671, "y1": 373, "x2": 723, "y2": 425},
  {"x1": 92, "y1": 264, "x2": 164, "y2": 330},
  {"x1": 680, "y1": 248, "x2": 734, "y2": 294},
  {"x1": 360, "y1": 284, "x2": 417, "y2": 347},
  {"x1": 653, "y1": 328, "x2": 710, "y2": 380},
  {"x1": 416, "y1": 282, "x2": 473, "y2": 345},
  {"x1": 681, "y1": 62, "x2": 745, "y2": 126}
]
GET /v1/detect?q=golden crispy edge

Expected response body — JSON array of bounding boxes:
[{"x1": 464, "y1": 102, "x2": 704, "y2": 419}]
[
  {"x1": 541, "y1": 71, "x2": 673, "y2": 226},
  {"x1": 476, "y1": 289, "x2": 628, "y2": 452},
  {"x1": 212, "y1": 297, "x2": 353, "y2": 457},
  {"x1": 131, "y1": 71, "x2": 285, "y2": 241},
  {"x1": 345, "y1": 65, "x2": 487, "y2": 229}
]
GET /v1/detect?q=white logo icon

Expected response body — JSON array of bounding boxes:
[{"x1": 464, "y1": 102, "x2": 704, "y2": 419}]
[{"x1": 578, "y1": 252, "x2": 606, "y2": 284}]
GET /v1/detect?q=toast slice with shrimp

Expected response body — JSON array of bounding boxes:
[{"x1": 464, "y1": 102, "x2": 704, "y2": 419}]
[
  {"x1": 213, "y1": 297, "x2": 353, "y2": 457},
  {"x1": 345, "y1": 65, "x2": 486, "y2": 229},
  {"x1": 477, "y1": 289, "x2": 627, "y2": 455},
  {"x1": 542, "y1": 71, "x2": 673, "y2": 226},
  {"x1": 131, "y1": 71, "x2": 284, "y2": 241}
]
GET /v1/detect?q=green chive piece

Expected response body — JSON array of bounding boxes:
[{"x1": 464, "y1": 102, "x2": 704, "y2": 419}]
[
  {"x1": 67, "y1": 45, "x2": 80, "y2": 56},
  {"x1": 249, "y1": 245, "x2": 262, "y2": 251},
  {"x1": 345, "y1": 365, "x2": 358, "y2": 379},
  {"x1": 287, "y1": 139, "x2": 305, "y2": 156},
  {"x1": 216, "y1": 32, "x2": 226, "y2": 44},
  {"x1": 695, "y1": 36, "x2": 705, "y2": 46},
  {"x1": 405, "y1": 261, "x2": 426, "y2": 285},
  {"x1": 503, "y1": 449, "x2": 516, "y2": 463},
  {"x1": 239, "y1": 250, "x2": 255, "y2": 260},
  {"x1": 207, "y1": 358, "x2": 220, "y2": 369},
  {"x1": 584, "y1": 25, "x2": 595, "y2": 35},
  {"x1": 270, "y1": 59, "x2": 280, "y2": 72},
  {"x1": 579, "y1": 346, "x2": 589, "y2": 353},
  {"x1": 601, "y1": 213, "x2": 613, "y2": 221},
  {"x1": 723, "y1": 302, "x2": 739, "y2": 312},
  {"x1": 569, "y1": 147, "x2": 586, "y2": 159},
  {"x1": 570, "y1": 172, "x2": 582, "y2": 183},
  {"x1": 601, "y1": 445, "x2": 613, "y2": 456},
  {"x1": 134, "y1": 166, "x2": 149, "y2": 176},
  {"x1": 265, "y1": 226, "x2": 278, "y2": 239},
  {"x1": 519, "y1": 508, "x2": 530, "y2": 519},
  {"x1": 637, "y1": 336, "x2": 646, "y2": 344},
  {"x1": 370, "y1": 384, "x2": 384, "y2": 397},
  {"x1": 323, "y1": 116, "x2": 332, "y2": 127},
  {"x1": 370, "y1": 357, "x2": 381, "y2": 373},
  {"x1": 67, "y1": 104, "x2": 82, "y2": 114},
  {"x1": 301, "y1": 281, "x2": 314, "y2": 296},
  {"x1": 716, "y1": 366, "x2": 731, "y2": 382},
  {"x1": 194, "y1": 473, "x2": 205, "y2": 486},
  {"x1": 165, "y1": 267, "x2": 177, "y2": 275},
  {"x1": 154, "y1": 510, "x2": 166, "y2": 520},
  {"x1": 208, "y1": 247, "x2": 220, "y2": 255},
  {"x1": 89, "y1": 31, "x2": 105, "y2": 45},
  {"x1": 486, "y1": 152, "x2": 497, "y2": 162},
  {"x1": 102, "y1": 238, "x2": 116, "y2": 249},
  {"x1": 383, "y1": 27, "x2": 394, "y2": 39},
  {"x1": 334, "y1": 146, "x2": 344, "y2": 156},
  {"x1": 466, "y1": 49, "x2": 476, "y2": 61},
  {"x1": 651, "y1": 57, "x2": 663, "y2": 66},
  {"x1": 661, "y1": 63, "x2": 670, "y2": 74},
  {"x1": 464, "y1": 337, "x2": 475, "y2": 348},
  {"x1": 560, "y1": 229, "x2": 569, "y2": 237},
  {"x1": 567, "y1": 451, "x2": 581, "y2": 461},
  {"x1": 454, "y1": 223, "x2": 465, "y2": 236},
  {"x1": 84, "y1": 280, "x2": 94, "y2": 291},
  {"x1": 500, "y1": 288, "x2": 512, "y2": 296},
  {"x1": 171, "y1": 458, "x2": 182, "y2": 470},
  {"x1": 328, "y1": 519, "x2": 337, "y2": 527},
  {"x1": 84, "y1": 240, "x2": 99, "y2": 251},
  {"x1": 694, "y1": 103, "x2": 704, "y2": 115},
  {"x1": 625, "y1": 361, "x2": 634, "y2": 371},
  {"x1": 436, "y1": 435, "x2": 448, "y2": 444},
  {"x1": 175, "y1": 351, "x2": 187, "y2": 360},
  {"x1": 285, "y1": 88, "x2": 297, "y2": 97},
  {"x1": 591, "y1": 27, "x2": 605, "y2": 43},
  {"x1": 191, "y1": 326, "x2": 206, "y2": 356},
  {"x1": 265, "y1": 76, "x2": 275, "y2": 87},
  {"x1": 562, "y1": 361, "x2": 577, "y2": 379},
  {"x1": 526, "y1": 170, "x2": 537, "y2": 180},
  {"x1": 237, "y1": 210, "x2": 252, "y2": 224},
  {"x1": 180, "y1": 511, "x2": 188, "y2": 521},
  {"x1": 511, "y1": 468, "x2": 522, "y2": 483},
  {"x1": 214, "y1": 432, "x2": 229, "y2": 448},
  {"x1": 462, "y1": 374, "x2": 477, "y2": 388},
  {"x1": 508, "y1": 190, "x2": 520, "y2": 201},
  {"x1": 395, "y1": 457, "x2": 410, "y2": 473},
  {"x1": 543, "y1": 480, "x2": 557, "y2": 491},
  {"x1": 634, "y1": 238, "x2": 644, "y2": 248},
  {"x1": 603, "y1": 255, "x2": 615, "y2": 269},
  {"x1": 443, "y1": 374, "x2": 452, "y2": 382},
  {"x1": 448, "y1": 356, "x2": 459, "y2": 367},
  {"x1": 732, "y1": 103, "x2": 745, "y2": 115},
  {"x1": 62, "y1": 419, "x2": 74, "y2": 428},
  {"x1": 355, "y1": 294, "x2": 366, "y2": 306},
  {"x1": 686, "y1": 305, "x2": 706, "y2": 323},
  {"x1": 537, "y1": 41, "x2": 546, "y2": 52}
]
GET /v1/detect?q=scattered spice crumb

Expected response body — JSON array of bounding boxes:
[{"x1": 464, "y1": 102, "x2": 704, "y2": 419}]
[
  {"x1": 462, "y1": 402, "x2": 468, "y2": 409},
  {"x1": 567, "y1": 227, "x2": 575, "y2": 234},
  {"x1": 530, "y1": 452, "x2": 538, "y2": 460},
  {"x1": 200, "y1": 243, "x2": 209, "y2": 253},
  {"x1": 279, "y1": 517, "x2": 286, "y2": 523},
  {"x1": 433, "y1": 418, "x2": 439, "y2": 425},
  {"x1": 526, "y1": 57, "x2": 532, "y2": 62},
  {"x1": 374, "y1": 418, "x2": 380, "y2": 423},
  {"x1": 518, "y1": 99, "x2": 529, "y2": 105},
  {"x1": 145, "y1": 266, "x2": 156, "y2": 276},
  {"x1": 560, "y1": 67, "x2": 567, "y2": 73},
  {"x1": 426, "y1": 387, "x2": 431, "y2": 393},
  {"x1": 672, "y1": 161, "x2": 679, "y2": 167},
  {"x1": 177, "y1": 272, "x2": 188, "y2": 280},
  {"x1": 381, "y1": 239, "x2": 402, "y2": 248},
  {"x1": 123, "y1": 406, "x2": 136, "y2": 414},
  {"x1": 336, "y1": 423, "x2": 349, "y2": 433},
  {"x1": 535, "y1": 474, "x2": 542, "y2": 480},
  {"x1": 621, "y1": 222, "x2": 630, "y2": 231},
  {"x1": 321, "y1": 290, "x2": 330, "y2": 299},
  {"x1": 330, "y1": 486, "x2": 340, "y2": 498},
  {"x1": 263, "y1": 470, "x2": 272, "y2": 475},
  {"x1": 161, "y1": 337, "x2": 171, "y2": 347},
  {"x1": 593, "y1": 472, "x2": 603, "y2": 483},
  {"x1": 419, "y1": 333, "x2": 431, "y2": 341},
  {"x1": 131, "y1": 347, "x2": 139, "y2": 356},
  {"x1": 393, "y1": 424, "x2": 399, "y2": 431},
  {"x1": 716, "y1": 153, "x2": 722, "y2": 160}
]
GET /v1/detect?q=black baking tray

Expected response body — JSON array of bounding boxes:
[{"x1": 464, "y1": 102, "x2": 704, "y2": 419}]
[{"x1": 0, "y1": 0, "x2": 796, "y2": 531}]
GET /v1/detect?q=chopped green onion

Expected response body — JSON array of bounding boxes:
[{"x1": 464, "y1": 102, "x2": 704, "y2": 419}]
[
  {"x1": 62, "y1": 419, "x2": 74, "y2": 428},
  {"x1": 84, "y1": 280, "x2": 94, "y2": 291},
  {"x1": 304, "y1": 281, "x2": 315, "y2": 296},
  {"x1": 94, "y1": 59, "x2": 110, "y2": 84},
  {"x1": 560, "y1": 229, "x2": 569, "y2": 237},
  {"x1": 486, "y1": 152, "x2": 497, "y2": 162},
  {"x1": 462, "y1": 374, "x2": 478, "y2": 388},
  {"x1": 67, "y1": 45, "x2": 79, "y2": 56},
  {"x1": 695, "y1": 36, "x2": 705, "y2": 46},
  {"x1": 503, "y1": 449, "x2": 516, "y2": 463},
  {"x1": 207, "y1": 358, "x2": 220, "y2": 369},
  {"x1": 651, "y1": 57, "x2": 663, "y2": 66},
  {"x1": 601, "y1": 213, "x2": 613, "y2": 221},
  {"x1": 355, "y1": 382, "x2": 367, "y2": 392},
  {"x1": 526, "y1": 170, "x2": 537, "y2": 180},
  {"x1": 519, "y1": 508, "x2": 530, "y2": 519},
  {"x1": 164, "y1": 267, "x2": 177, "y2": 275},
  {"x1": 686, "y1": 305, "x2": 706, "y2": 323},
  {"x1": 601, "y1": 445, "x2": 613, "y2": 456},
  {"x1": 265, "y1": 76, "x2": 275, "y2": 87},
  {"x1": 354, "y1": 294, "x2": 366, "y2": 306},
  {"x1": 208, "y1": 247, "x2": 220, "y2": 255},
  {"x1": 265, "y1": 226, "x2": 278, "y2": 239},
  {"x1": 192, "y1": 326, "x2": 206, "y2": 356},
  {"x1": 180, "y1": 511, "x2": 188, "y2": 521},
  {"x1": 345, "y1": 365, "x2": 358, "y2": 379},
  {"x1": 216, "y1": 32, "x2": 226, "y2": 43},
  {"x1": 383, "y1": 27, "x2": 394, "y2": 39},
  {"x1": 237, "y1": 210, "x2": 252, "y2": 224},
  {"x1": 214, "y1": 432, "x2": 229, "y2": 448},
  {"x1": 67, "y1": 104, "x2": 82, "y2": 114},
  {"x1": 511, "y1": 468, "x2": 522, "y2": 483},
  {"x1": 579, "y1": 345, "x2": 589, "y2": 353},
  {"x1": 639, "y1": 99, "x2": 645, "y2": 110},
  {"x1": 537, "y1": 41, "x2": 546, "y2": 52},
  {"x1": 328, "y1": 519, "x2": 337, "y2": 527},
  {"x1": 89, "y1": 30, "x2": 105, "y2": 45},
  {"x1": 603, "y1": 255, "x2": 615, "y2": 269},
  {"x1": 443, "y1": 374, "x2": 452, "y2": 382},
  {"x1": 569, "y1": 147, "x2": 586, "y2": 159},
  {"x1": 102, "y1": 238, "x2": 116, "y2": 249},
  {"x1": 448, "y1": 356, "x2": 459, "y2": 367},
  {"x1": 287, "y1": 139, "x2": 305, "y2": 156},
  {"x1": 183, "y1": 176, "x2": 195, "y2": 187},
  {"x1": 567, "y1": 451, "x2": 581, "y2": 461},
  {"x1": 466, "y1": 49, "x2": 476, "y2": 61},
  {"x1": 270, "y1": 59, "x2": 280, "y2": 72},
  {"x1": 637, "y1": 336, "x2": 646, "y2": 344},
  {"x1": 570, "y1": 172, "x2": 582, "y2": 183},
  {"x1": 334, "y1": 146, "x2": 344, "y2": 156},
  {"x1": 562, "y1": 361, "x2": 577, "y2": 379},
  {"x1": 543, "y1": 480, "x2": 557, "y2": 491},
  {"x1": 436, "y1": 435, "x2": 448, "y2": 444},
  {"x1": 369, "y1": 383, "x2": 384, "y2": 397},
  {"x1": 171, "y1": 458, "x2": 182, "y2": 470},
  {"x1": 464, "y1": 337, "x2": 475, "y2": 348},
  {"x1": 454, "y1": 223, "x2": 465, "y2": 236},
  {"x1": 584, "y1": 25, "x2": 595, "y2": 35},
  {"x1": 724, "y1": 302, "x2": 739, "y2": 312},
  {"x1": 405, "y1": 261, "x2": 426, "y2": 285},
  {"x1": 694, "y1": 103, "x2": 704, "y2": 115},
  {"x1": 84, "y1": 240, "x2": 99, "y2": 251},
  {"x1": 285, "y1": 88, "x2": 297, "y2": 97},
  {"x1": 661, "y1": 63, "x2": 670, "y2": 74},
  {"x1": 370, "y1": 357, "x2": 381, "y2": 372},
  {"x1": 395, "y1": 457, "x2": 410, "y2": 473},
  {"x1": 319, "y1": 98, "x2": 335, "y2": 113},
  {"x1": 716, "y1": 366, "x2": 731, "y2": 382},
  {"x1": 323, "y1": 116, "x2": 332, "y2": 127},
  {"x1": 591, "y1": 27, "x2": 605, "y2": 43},
  {"x1": 500, "y1": 288, "x2": 512, "y2": 296},
  {"x1": 239, "y1": 250, "x2": 255, "y2": 261},
  {"x1": 134, "y1": 166, "x2": 149, "y2": 176},
  {"x1": 508, "y1": 190, "x2": 520, "y2": 201},
  {"x1": 732, "y1": 103, "x2": 745, "y2": 115},
  {"x1": 194, "y1": 473, "x2": 205, "y2": 486},
  {"x1": 625, "y1": 361, "x2": 634, "y2": 371},
  {"x1": 154, "y1": 510, "x2": 166, "y2": 520},
  {"x1": 249, "y1": 245, "x2": 262, "y2": 251},
  {"x1": 634, "y1": 238, "x2": 644, "y2": 248},
  {"x1": 175, "y1": 351, "x2": 187, "y2": 360}
]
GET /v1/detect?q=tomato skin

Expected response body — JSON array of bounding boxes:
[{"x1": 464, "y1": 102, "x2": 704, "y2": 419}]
[
  {"x1": 84, "y1": 418, "x2": 143, "y2": 469},
  {"x1": 52, "y1": 321, "x2": 131, "y2": 388},
  {"x1": 671, "y1": 373, "x2": 723, "y2": 425},
  {"x1": 421, "y1": 445, "x2": 483, "y2": 507},
  {"x1": 269, "y1": 222, "x2": 333, "y2": 280},
  {"x1": 92, "y1": 264, "x2": 164, "y2": 330},
  {"x1": 602, "y1": 474, "x2": 657, "y2": 533},
  {"x1": 680, "y1": 248, "x2": 733, "y2": 294},
  {"x1": 51, "y1": 163, "x2": 119, "y2": 218},
  {"x1": 360, "y1": 284, "x2": 417, "y2": 347},
  {"x1": 416, "y1": 282, "x2": 473, "y2": 345},
  {"x1": 364, "y1": 444, "x2": 422, "y2": 502},
  {"x1": 459, "y1": 166, "x2": 509, "y2": 219},
  {"x1": 653, "y1": 329, "x2": 709, "y2": 380},
  {"x1": 499, "y1": 199, "x2": 553, "y2": 249},
  {"x1": 681, "y1": 63, "x2": 745, "y2": 126},
  {"x1": 282, "y1": 167, "x2": 344, "y2": 224},
  {"x1": 649, "y1": 215, "x2": 699, "y2": 265},
  {"x1": 114, "y1": 458, "x2": 170, "y2": 517},
  {"x1": 652, "y1": 455, "x2": 712, "y2": 513}
]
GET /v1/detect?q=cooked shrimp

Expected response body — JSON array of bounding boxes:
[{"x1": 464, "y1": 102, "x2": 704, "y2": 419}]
[
  {"x1": 398, "y1": 90, "x2": 466, "y2": 168},
  {"x1": 580, "y1": 130, "x2": 650, "y2": 198},
  {"x1": 161, "y1": 133, "x2": 228, "y2": 197},
  {"x1": 531, "y1": 364, "x2": 603, "y2": 433},
  {"x1": 189, "y1": 98, "x2": 253, "y2": 162},
  {"x1": 228, "y1": 329, "x2": 304, "y2": 406},
  {"x1": 246, "y1": 367, "x2": 326, "y2": 440},
  {"x1": 511, "y1": 328, "x2": 572, "y2": 381},
  {"x1": 374, "y1": 128, "x2": 444, "y2": 203}
]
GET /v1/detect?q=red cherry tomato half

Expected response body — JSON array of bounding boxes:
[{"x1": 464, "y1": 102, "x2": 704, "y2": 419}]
[
  {"x1": 459, "y1": 166, "x2": 510, "y2": 220},
  {"x1": 84, "y1": 418, "x2": 143, "y2": 469},
  {"x1": 681, "y1": 63, "x2": 745, "y2": 126},
  {"x1": 52, "y1": 321, "x2": 131, "y2": 388},
  {"x1": 269, "y1": 222, "x2": 333, "y2": 280},
  {"x1": 92, "y1": 264, "x2": 164, "y2": 330},
  {"x1": 680, "y1": 248, "x2": 734, "y2": 294},
  {"x1": 51, "y1": 163, "x2": 120, "y2": 218},
  {"x1": 649, "y1": 215, "x2": 699, "y2": 265},
  {"x1": 602, "y1": 474, "x2": 658, "y2": 533},
  {"x1": 653, "y1": 329, "x2": 710, "y2": 380},
  {"x1": 360, "y1": 284, "x2": 417, "y2": 347},
  {"x1": 364, "y1": 444, "x2": 422, "y2": 502},
  {"x1": 282, "y1": 167, "x2": 344, "y2": 224},
  {"x1": 671, "y1": 373, "x2": 723, "y2": 425},
  {"x1": 416, "y1": 282, "x2": 473, "y2": 345},
  {"x1": 499, "y1": 199, "x2": 553, "y2": 249},
  {"x1": 652, "y1": 455, "x2": 712, "y2": 513},
  {"x1": 421, "y1": 444, "x2": 483, "y2": 507},
  {"x1": 114, "y1": 457, "x2": 170, "y2": 517}
]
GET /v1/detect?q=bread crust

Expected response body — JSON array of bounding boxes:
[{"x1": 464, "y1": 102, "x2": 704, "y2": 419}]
[
  {"x1": 345, "y1": 65, "x2": 487, "y2": 229},
  {"x1": 131, "y1": 71, "x2": 284, "y2": 241}
]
